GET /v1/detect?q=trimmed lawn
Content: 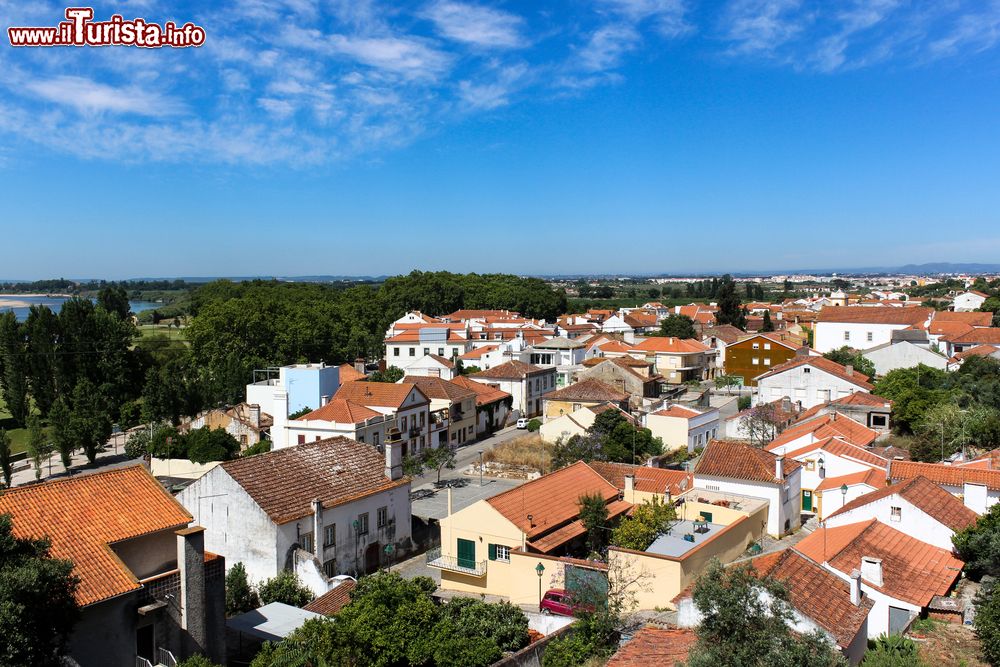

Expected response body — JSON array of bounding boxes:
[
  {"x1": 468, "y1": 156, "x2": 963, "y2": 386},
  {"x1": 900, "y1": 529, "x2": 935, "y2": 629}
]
[{"x1": 0, "y1": 395, "x2": 29, "y2": 454}]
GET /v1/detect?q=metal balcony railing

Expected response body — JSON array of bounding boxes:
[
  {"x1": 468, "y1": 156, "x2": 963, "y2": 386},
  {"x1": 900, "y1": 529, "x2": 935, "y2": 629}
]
[
  {"x1": 157, "y1": 647, "x2": 178, "y2": 667},
  {"x1": 135, "y1": 657, "x2": 153, "y2": 667},
  {"x1": 425, "y1": 547, "x2": 488, "y2": 577}
]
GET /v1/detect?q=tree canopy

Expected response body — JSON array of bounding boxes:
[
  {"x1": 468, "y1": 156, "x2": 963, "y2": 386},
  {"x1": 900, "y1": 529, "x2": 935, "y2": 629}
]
[
  {"x1": 656, "y1": 314, "x2": 697, "y2": 339},
  {"x1": 823, "y1": 346, "x2": 876, "y2": 379},
  {"x1": 552, "y1": 408, "x2": 663, "y2": 468}
]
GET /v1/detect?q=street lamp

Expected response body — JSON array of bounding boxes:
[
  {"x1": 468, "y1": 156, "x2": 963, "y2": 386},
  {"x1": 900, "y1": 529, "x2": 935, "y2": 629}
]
[
  {"x1": 840, "y1": 484, "x2": 848, "y2": 511},
  {"x1": 536, "y1": 562, "x2": 546, "y2": 610},
  {"x1": 478, "y1": 450, "x2": 484, "y2": 487}
]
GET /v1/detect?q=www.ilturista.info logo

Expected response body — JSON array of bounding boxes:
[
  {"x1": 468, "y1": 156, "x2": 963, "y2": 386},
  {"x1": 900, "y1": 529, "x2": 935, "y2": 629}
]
[{"x1": 8, "y1": 7, "x2": 206, "y2": 48}]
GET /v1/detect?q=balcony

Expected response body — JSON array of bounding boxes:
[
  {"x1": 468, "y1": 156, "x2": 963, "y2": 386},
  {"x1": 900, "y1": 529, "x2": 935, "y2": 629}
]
[{"x1": 425, "y1": 547, "x2": 488, "y2": 577}]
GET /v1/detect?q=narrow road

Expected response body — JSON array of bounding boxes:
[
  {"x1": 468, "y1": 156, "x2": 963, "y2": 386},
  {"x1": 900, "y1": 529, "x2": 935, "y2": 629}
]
[{"x1": 410, "y1": 425, "x2": 523, "y2": 487}]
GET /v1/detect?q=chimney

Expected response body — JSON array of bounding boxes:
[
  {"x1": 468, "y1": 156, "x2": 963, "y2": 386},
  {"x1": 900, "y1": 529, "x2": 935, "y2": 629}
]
[
  {"x1": 311, "y1": 498, "x2": 323, "y2": 558},
  {"x1": 849, "y1": 569, "x2": 862, "y2": 606},
  {"x1": 176, "y1": 527, "x2": 207, "y2": 653},
  {"x1": 781, "y1": 397, "x2": 791, "y2": 414},
  {"x1": 385, "y1": 438, "x2": 403, "y2": 481},
  {"x1": 271, "y1": 388, "x2": 289, "y2": 449},
  {"x1": 321, "y1": 395, "x2": 331, "y2": 407},
  {"x1": 775, "y1": 454, "x2": 785, "y2": 482},
  {"x1": 860, "y1": 557, "x2": 883, "y2": 587},
  {"x1": 624, "y1": 474, "x2": 635, "y2": 502},
  {"x1": 249, "y1": 404, "x2": 261, "y2": 429},
  {"x1": 845, "y1": 364, "x2": 854, "y2": 377},
  {"x1": 354, "y1": 358, "x2": 365, "y2": 374}
]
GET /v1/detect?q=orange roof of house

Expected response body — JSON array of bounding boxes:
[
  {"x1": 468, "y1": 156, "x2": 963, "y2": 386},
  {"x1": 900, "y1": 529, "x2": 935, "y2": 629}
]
[
  {"x1": 0, "y1": 465, "x2": 192, "y2": 607},
  {"x1": 333, "y1": 381, "x2": 427, "y2": 409},
  {"x1": 944, "y1": 328, "x2": 1000, "y2": 344},
  {"x1": 401, "y1": 375, "x2": 477, "y2": 402},
  {"x1": 543, "y1": 379, "x2": 629, "y2": 403},
  {"x1": 748, "y1": 549, "x2": 874, "y2": 648},
  {"x1": 796, "y1": 520, "x2": 963, "y2": 606},
  {"x1": 337, "y1": 363, "x2": 367, "y2": 382},
  {"x1": 932, "y1": 311, "x2": 993, "y2": 326},
  {"x1": 470, "y1": 359, "x2": 548, "y2": 380},
  {"x1": 926, "y1": 321, "x2": 976, "y2": 338},
  {"x1": 459, "y1": 344, "x2": 498, "y2": 360},
  {"x1": 527, "y1": 499, "x2": 632, "y2": 553},
  {"x1": 450, "y1": 375, "x2": 511, "y2": 406},
  {"x1": 827, "y1": 476, "x2": 977, "y2": 532},
  {"x1": 220, "y1": 437, "x2": 409, "y2": 524},
  {"x1": 606, "y1": 626, "x2": 697, "y2": 667},
  {"x1": 960, "y1": 449, "x2": 1000, "y2": 470},
  {"x1": 588, "y1": 461, "x2": 693, "y2": 496},
  {"x1": 303, "y1": 580, "x2": 356, "y2": 615},
  {"x1": 816, "y1": 468, "x2": 886, "y2": 492},
  {"x1": 695, "y1": 440, "x2": 801, "y2": 484},
  {"x1": 599, "y1": 340, "x2": 634, "y2": 354},
  {"x1": 630, "y1": 337, "x2": 710, "y2": 354},
  {"x1": 769, "y1": 413, "x2": 878, "y2": 449},
  {"x1": 732, "y1": 332, "x2": 802, "y2": 351},
  {"x1": 297, "y1": 398, "x2": 382, "y2": 424},
  {"x1": 817, "y1": 306, "x2": 933, "y2": 325},
  {"x1": 754, "y1": 356, "x2": 874, "y2": 391},
  {"x1": 832, "y1": 392, "x2": 893, "y2": 408},
  {"x1": 702, "y1": 325, "x2": 746, "y2": 345},
  {"x1": 386, "y1": 330, "x2": 466, "y2": 343},
  {"x1": 624, "y1": 311, "x2": 659, "y2": 328},
  {"x1": 486, "y1": 461, "x2": 622, "y2": 539},
  {"x1": 652, "y1": 406, "x2": 703, "y2": 419},
  {"x1": 783, "y1": 436, "x2": 887, "y2": 469},
  {"x1": 888, "y1": 460, "x2": 1000, "y2": 491},
  {"x1": 949, "y1": 344, "x2": 1000, "y2": 363}
]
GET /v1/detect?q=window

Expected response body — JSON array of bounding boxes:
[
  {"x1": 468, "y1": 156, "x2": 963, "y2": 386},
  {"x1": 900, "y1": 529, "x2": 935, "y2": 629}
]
[
  {"x1": 803, "y1": 367, "x2": 811, "y2": 374},
  {"x1": 764, "y1": 343, "x2": 771, "y2": 350},
  {"x1": 297, "y1": 434, "x2": 306, "y2": 445},
  {"x1": 489, "y1": 544, "x2": 511, "y2": 562},
  {"x1": 300, "y1": 532, "x2": 314, "y2": 553},
  {"x1": 324, "y1": 524, "x2": 336, "y2": 547},
  {"x1": 438, "y1": 347, "x2": 445, "y2": 356},
  {"x1": 867, "y1": 332, "x2": 873, "y2": 342},
  {"x1": 890, "y1": 506, "x2": 901, "y2": 521},
  {"x1": 420, "y1": 412, "x2": 425, "y2": 427},
  {"x1": 323, "y1": 559, "x2": 337, "y2": 577},
  {"x1": 377, "y1": 506, "x2": 388, "y2": 528},
  {"x1": 844, "y1": 331, "x2": 851, "y2": 341},
  {"x1": 452, "y1": 347, "x2": 459, "y2": 357},
  {"x1": 358, "y1": 435, "x2": 365, "y2": 443},
  {"x1": 356, "y1": 513, "x2": 369, "y2": 535},
  {"x1": 409, "y1": 347, "x2": 416, "y2": 356},
  {"x1": 401, "y1": 416, "x2": 407, "y2": 430},
  {"x1": 752, "y1": 357, "x2": 759, "y2": 365},
  {"x1": 752, "y1": 342, "x2": 760, "y2": 349},
  {"x1": 805, "y1": 459, "x2": 816, "y2": 471},
  {"x1": 394, "y1": 348, "x2": 400, "y2": 356},
  {"x1": 373, "y1": 432, "x2": 380, "y2": 449},
  {"x1": 423, "y1": 347, "x2": 430, "y2": 356},
  {"x1": 764, "y1": 358, "x2": 771, "y2": 366}
]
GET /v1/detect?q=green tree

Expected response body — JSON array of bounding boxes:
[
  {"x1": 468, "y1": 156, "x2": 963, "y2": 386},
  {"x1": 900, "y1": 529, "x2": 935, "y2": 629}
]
[
  {"x1": 124, "y1": 429, "x2": 152, "y2": 460},
  {"x1": 0, "y1": 312, "x2": 30, "y2": 426},
  {"x1": 185, "y1": 428, "x2": 241, "y2": 464},
  {"x1": 368, "y1": 366, "x2": 405, "y2": 383},
  {"x1": 403, "y1": 445, "x2": 457, "y2": 485},
  {"x1": 952, "y1": 502, "x2": 1000, "y2": 580},
  {"x1": 258, "y1": 570, "x2": 313, "y2": 608},
  {"x1": 25, "y1": 413, "x2": 50, "y2": 480},
  {"x1": 23, "y1": 306, "x2": 59, "y2": 416},
  {"x1": 438, "y1": 596, "x2": 530, "y2": 653},
  {"x1": 657, "y1": 314, "x2": 697, "y2": 339},
  {"x1": 861, "y1": 634, "x2": 924, "y2": 666},
  {"x1": 176, "y1": 656, "x2": 223, "y2": 667},
  {"x1": 225, "y1": 562, "x2": 260, "y2": 616},
  {"x1": 68, "y1": 378, "x2": 112, "y2": 464},
  {"x1": 823, "y1": 346, "x2": 876, "y2": 379},
  {"x1": 97, "y1": 285, "x2": 131, "y2": 320},
  {"x1": 611, "y1": 497, "x2": 676, "y2": 550},
  {"x1": 973, "y1": 581, "x2": 1000, "y2": 667},
  {"x1": 49, "y1": 396, "x2": 77, "y2": 470},
  {"x1": 761, "y1": 310, "x2": 775, "y2": 332},
  {"x1": 685, "y1": 559, "x2": 845, "y2": 667},
  {"x1": 578, "y1": 493, "x2": 609, "y2": 556},
  {"x1": 0, "y1": 513, "x2": 80, "y2": 666},
  {"x1": 715, "y1": 275, "x2": 746, "y2": 329},
  {"x1": 0, "y1": 430, "x2": 12, "y2": 488},
  {"x1": 526, "y1": 418, "x2": 541, "y2": 432}
]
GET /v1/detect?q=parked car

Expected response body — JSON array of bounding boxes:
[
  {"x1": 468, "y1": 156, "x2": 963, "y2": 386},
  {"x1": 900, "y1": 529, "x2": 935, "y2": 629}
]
[
  {"x1": 516, "y1": 418, "x2": 530, "y2": 429},
  {"x1": 540, "y1": 589, "x2": 593, "y2": 616}
]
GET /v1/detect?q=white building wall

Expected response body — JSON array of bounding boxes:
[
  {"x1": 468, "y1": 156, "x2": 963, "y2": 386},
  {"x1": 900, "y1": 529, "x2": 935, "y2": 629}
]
[
  {"x1": 823, "y1": 566, "x2": 919, "y2": 638},
  {"x1": 757, "y1": 366, "x2": 869, "y2": 410},
  {"x1": 824, "y1": 496, "x2": 956, "y2": 550},
  {"x1": 862, "y1": 342, "x2": 947, "y2": 376},
  {"x1": 814, "y1": 321, "x2": 919, "y2": 354},
  {"x1": 953, "y1": 293, "x2": 987, "y2": 312},
  {"x1": 693, "y1": 471, "x2": 800, "y2": 537},
  {"x1": 816, "y1": 483, "x2": 878, "y2": 520}
]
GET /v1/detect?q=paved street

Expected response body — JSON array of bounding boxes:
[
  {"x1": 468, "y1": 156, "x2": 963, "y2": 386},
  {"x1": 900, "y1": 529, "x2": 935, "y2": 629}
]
[{"x1": 9, "y1": 432, "x2": 133, "y2": 487}]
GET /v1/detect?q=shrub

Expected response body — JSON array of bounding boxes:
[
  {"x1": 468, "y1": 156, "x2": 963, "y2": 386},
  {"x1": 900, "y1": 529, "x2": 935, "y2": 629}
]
[
  {"x1": 225, "y1": 562, "x2": 260, "y2": 616},
  {"x1": 737, "y1": 395, "x2": 752, "y2": 411},
  {"x1": 258, "y1": 570, "x2": 313, "y2": 608},
  {"x1": 542, "y1": 631, "x2": 596, "y2": 667},
  {"x1": 862, "y1": 634, "x2": 922, "y2": 666},
  {"x1": 974, "y1": 581, "x2": 1000, "y2": 666},
  {"x1": 526, "y1": 418, "x2": 542, "y2": 432}
]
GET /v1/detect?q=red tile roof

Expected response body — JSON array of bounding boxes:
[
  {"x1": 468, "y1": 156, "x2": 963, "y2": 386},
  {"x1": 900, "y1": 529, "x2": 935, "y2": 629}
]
[
  {"x1": 817, "y1": 306, "x2": 934, "y2": 325},
  {"x1": 695, "y1": 440, "x2": 801, "y2": 484},
  {"x1": 605, "y1": 626, "x2": 697, "y2": 667},
  {"x1": 449, "y1": 375, "x2": 511, "y2": 407},
  {"x1": 334, "y1": 381, "x2": 427, "y2": 409},
  {"x1": 459, "y1": 344, "x2": 498, "y2": 360},
  {"x1": 588, "y1": 461, "x2": 693, "y2": 496},
  {"x1": 599, "y1": 340, "x2": 634, "y2": 354},
  {"x1": 754, "y1": 356, "x2": 874, "y2": 391},
  {"x1": 769, "y1": 413, "x2": 878, "y2": 449},
  {"x1": 303, "y1": 580, "x2": 356, "y2": 615},
  {"x1": 832, "y1": 392, "x2": 893, "y2": 408},
  {"x1": 386, "y1": 330, "x2": 467, "y2": 343},
  {"x1": 297, "y1": 398, "x2": 381, "y2": 424},
  {"x1": 0, "y1": 465, "x2": 192, "y2": 607},
  {"x1": 888, "y1": 460, "x2": 1000, "y2": 491},
  {"x1": 527, "y1": 499, "x2": 632, "y2": 553},
  {"x1": 220, "y1": 437, "x2": 409, "y2": 524},
  {"x1": 401, "y1": 375, "x2": 477, "y2": 403},
  {"x1": 701, "y1": 325, "x2": 746, "y2": 345},
  {"x1": 815, "y1": 468, "x2": 885, "y2": 492},
  {"x1": 630, "y1": 337, "x2": 710, "y2": 354},
  {"x1": 651, "y1": 406, "x2": 703, "y2": 419},
  {"x1": 444, "y1": 309, "x2": 520, "y2": 320},
  {"x1": 337, "y1": 363, "x2": 367, "y2": 382},
  {"x1": 486, "y1": 461, "x2": 621, "y2": 539},
  {"x1": 941, "y1": 328, "x2": 1000, "y2": 344},
  {"x1": 796, "y1": 520, "x2": 963, "y2": 606},
  {"x1": 949, "y1": 344, "x2": 1000, "y2": 364},
  {"x1": 827, "y1": 475, "x2": 977, "y2": 532},
  {"x1": 469, "y1": 359, "x2": 548, "y2": 380},
  {"x1": 543, "y1": 379, "x2": 629, "y2": 403},
  {"x1": 783, "y1": 436, "x2": 887, "y2": 469},
  {"x1": 748, "y1": 549, "x2": 873, "y2": 648}
]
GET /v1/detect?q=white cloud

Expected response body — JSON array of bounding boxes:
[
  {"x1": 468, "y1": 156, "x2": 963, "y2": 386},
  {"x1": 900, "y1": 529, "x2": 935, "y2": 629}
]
[
  {"x1": 23, "y1": 76, "x2": 184, "y2": 117},
  {"x1": 599, "y1": 0, "x2": 692, "y2": 37},
  {"x1": 424, "y1": 1, "x2": 526, "y2": 48},
  {"x1": 578, "y1": 24, "x2": 641, "y2": 72},
  {"x1": 721, "y1": 0, "x2": 806, "y2": 55}
]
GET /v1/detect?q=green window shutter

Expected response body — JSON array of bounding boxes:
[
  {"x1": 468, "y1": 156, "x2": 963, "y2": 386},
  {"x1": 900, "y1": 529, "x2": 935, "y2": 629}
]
[{"x1": 488, "y1": 543, "x2": 497, "y2": 561}]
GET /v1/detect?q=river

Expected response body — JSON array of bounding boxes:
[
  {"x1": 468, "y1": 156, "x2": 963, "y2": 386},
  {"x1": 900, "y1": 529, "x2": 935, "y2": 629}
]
[{"x1": 0, "y1": 294, "x2": 160, "y2": 321}]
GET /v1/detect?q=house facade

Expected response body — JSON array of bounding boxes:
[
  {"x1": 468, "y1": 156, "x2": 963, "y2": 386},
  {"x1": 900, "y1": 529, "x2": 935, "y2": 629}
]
[
  {"x1": 755, "y1": 356, "x2": 875, "y2": 410},
  {"x1": 724, "y1": 333, "x2": 802, "y2": 386},
  {"x1": 953, "y1": 290, "x2": 989, "y2": 312},
  {"x1": 245, "y1": 362, "x2": 342, "y2": 419},
  {"x1": 628, "y1": 337, "x2": 715, "y2": 384},
  {"x1": 645, "y1": 405, "x2": 719, "y2": 453},
  {"x1": 541, "y1": 379, "x2": 630, "y2": 421},
  {"x1": 469, "y1": 360, "x2": 556, "y2": 418},
  {"x1": 813, "y1": 306, "x2": 934, "y2": 353}
]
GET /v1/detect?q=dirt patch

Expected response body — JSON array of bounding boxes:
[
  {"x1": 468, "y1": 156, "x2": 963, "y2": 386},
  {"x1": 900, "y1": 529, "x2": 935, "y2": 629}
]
[
  {"x1": 482, "y1": 435, "x2": 553, "y2": 471},
  {"x1": 911, "y1": 619, "x2": 986, "y2": 666}
]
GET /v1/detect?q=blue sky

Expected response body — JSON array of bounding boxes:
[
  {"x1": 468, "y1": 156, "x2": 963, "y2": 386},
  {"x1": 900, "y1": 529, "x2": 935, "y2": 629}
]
[{"x1": 2, "y1": 0, "x2": 1000, "y2": 279}]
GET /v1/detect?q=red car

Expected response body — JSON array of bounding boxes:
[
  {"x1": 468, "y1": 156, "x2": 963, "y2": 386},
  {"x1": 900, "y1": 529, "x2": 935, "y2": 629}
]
[{"x1": 540, "y1": 589, "x2": 594, "y2": 616}]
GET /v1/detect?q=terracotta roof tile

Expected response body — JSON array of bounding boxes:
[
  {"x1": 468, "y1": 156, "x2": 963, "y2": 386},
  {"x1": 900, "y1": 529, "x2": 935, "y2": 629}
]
[
  {"x1": 606, "y1": 626, "x2": 697, "y2": 667},
  {"x1": 630, "y1": 337, "x2": 710, "y2": 354},
  {"x1": 469, "y1": 359, "x2": 548, "y2": 380},
  {"x1": 833, "y1": 392, "x2": 893, "y2": 408},
  {"x1": 932, "y1": 311, "x2": 993, "y2": 326},
  {"x1": 303, "y1": 580, "x2": 356, "y2": 615},
  {"x1": 486, "y1": 461, "x2": 620, "y2": 538},
  {"x1": 796, "y1": 520, "x2": 963, "y2": 606},
  {"x1": 450, "y1": 375, "x2": 511, "y2": 406},
  {"x1": 782, "y1": 436, "x2": 887, "y2": 469},
  {"x1": 701, "y1": 325, "x2": 747, "y2": 345},
  {"x1": 827, "y1": 476, "x2": 977, "y2": 532},
  {"x1": 444, "y1": 309, "x2": 520, "y2": 320},
  {"x1": 748, "y1": 549, "x2": 873, "y2": 648},
  {"x1": 816, "y1": 468, "x2": 885, "y2": 492},
  {"x1": 298, "y1": 399, "x2": 382, "y2": 424},
  {"x1": 458, "y1": 345, "x2": 498, "y2": 360},
  {"x1": 754, "y1": 356, "x2": 874, "y2": 391},
  {"x1": 588, "y1": 461, "x2": 692, "y2": 496},
  {"x1": 543, "y1": 379, "x2": 629, "y2": 403},
  {"x1": 337, "y1": 363, "x2": 367, "y2": 382},
  {"x1": 652, "y1": 406, "x2": 703, "y2": 419},
  {"x1": 695, "y1": 440, "x2": 801, "y2": 484},
  {"x1": 334, "y1": 381, "x2": 427, "y2": 409},
  {"x1": 401, "y1": 376, "x2": 477, "y2": 402},
  {"x1": 770, "y1": 413, "x2": 878, "y2": 449},
  {"x1": 817, "y1": 306, "x2": 933, "y2": 325},
  {"x1": 220, "y1": 437, "x2": 408, "y2": 524},
  {"x1": 0, "y1": 465, "x2": 192, "y2": 607},
  {"x1": 888, "y1": 460, "x2": 1000, "y2": 492},
  {"x1": 949, "y1": 344, "x2": 1000, "y2": 363},
  {"x1": 944, "y1": 328, "x2": 1000, "y2": 344}
]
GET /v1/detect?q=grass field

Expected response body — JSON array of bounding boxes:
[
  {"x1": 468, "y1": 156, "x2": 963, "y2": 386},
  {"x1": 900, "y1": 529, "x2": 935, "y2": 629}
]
[
  {"x1": 138, "y1": 324, "x2": 188, "y2": 341},
  {"x1": 0, "y1": 395, "x2": 29, "y2": 454}
]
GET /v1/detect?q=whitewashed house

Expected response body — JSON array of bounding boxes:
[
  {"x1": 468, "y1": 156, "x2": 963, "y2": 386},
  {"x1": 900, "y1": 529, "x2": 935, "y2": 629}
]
[
  {"x1": 814, "y1": 469, "x2": 885, "y2": 520},
  {"x1": 887, "y1": 460, "x2": 1000, "y2": 513},
  {"x1": 177, "y1": 437, "x2": 412, "y2": 597},
  {"x1": 755, "y1": 356, "x2": 875, "y2": 410},
  {"x1": 246, "y1": 363, "x2": 342, "y2": 419},
  {"x1": 953, "y1": 290, "x2": 989, "y2": 312},
  {"x1": 813, "y1": 307, "x2": 933, "y2": 353},
  {"x1": 862, "y1": 339, "x2": 947, "y2": 376},
  {"x1": 400, "y1": 353, "x2": 458, "y2": 380},
  {"x1": 644, "y1": 405, "x2": 719, "y2": 453},
  {"x1": 468, "y1": 360, "x2": 556, "y2": 418}
]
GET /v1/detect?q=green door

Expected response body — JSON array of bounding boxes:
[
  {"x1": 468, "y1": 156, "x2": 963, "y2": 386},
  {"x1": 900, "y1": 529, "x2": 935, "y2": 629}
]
[
  {"x1": 802, "y1": 490, "x2": 813, "y2": 512},
  {"x1": 457, "y1": 538, "x2": 476, "y2": 569}
]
